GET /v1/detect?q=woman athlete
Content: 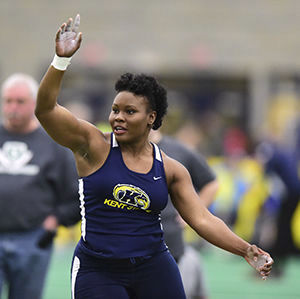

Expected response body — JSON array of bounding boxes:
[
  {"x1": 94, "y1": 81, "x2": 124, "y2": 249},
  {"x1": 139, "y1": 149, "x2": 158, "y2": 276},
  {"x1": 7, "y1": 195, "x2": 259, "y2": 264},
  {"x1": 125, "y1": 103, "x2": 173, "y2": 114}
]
[{"x1": 35, "y1": 14, "x2": 273, "y2": 299}]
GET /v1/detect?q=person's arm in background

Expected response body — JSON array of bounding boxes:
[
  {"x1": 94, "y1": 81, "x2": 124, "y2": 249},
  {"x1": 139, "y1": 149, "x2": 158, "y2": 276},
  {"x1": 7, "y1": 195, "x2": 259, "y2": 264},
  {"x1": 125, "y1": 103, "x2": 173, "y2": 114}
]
[
  {"x1": 184, "y1": 145, "x2": 219, "y2": 208},
  {"x1": 38, "y1": 145, "x2": 80, "y2": 249},
  {"x1": 197, "y1": 180, "x2": 219, "y2": 208},
  {"x1": 53, "y1": 146, "x2": 81, "y2": 227}
]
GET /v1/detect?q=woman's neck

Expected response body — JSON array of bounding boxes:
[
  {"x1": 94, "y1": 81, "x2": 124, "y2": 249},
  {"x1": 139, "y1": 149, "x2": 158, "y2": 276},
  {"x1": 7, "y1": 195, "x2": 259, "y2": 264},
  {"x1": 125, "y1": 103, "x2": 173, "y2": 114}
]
[{"x1": 119, "y1": 138, "x2": 152, "y2": 157}]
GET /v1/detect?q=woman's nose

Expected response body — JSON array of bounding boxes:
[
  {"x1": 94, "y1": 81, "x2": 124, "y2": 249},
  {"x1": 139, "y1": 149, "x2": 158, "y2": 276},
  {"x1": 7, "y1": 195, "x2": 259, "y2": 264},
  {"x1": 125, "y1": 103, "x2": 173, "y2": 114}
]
[{"x1": 115, "y1": 112, "x2": 125, "y2": 121}]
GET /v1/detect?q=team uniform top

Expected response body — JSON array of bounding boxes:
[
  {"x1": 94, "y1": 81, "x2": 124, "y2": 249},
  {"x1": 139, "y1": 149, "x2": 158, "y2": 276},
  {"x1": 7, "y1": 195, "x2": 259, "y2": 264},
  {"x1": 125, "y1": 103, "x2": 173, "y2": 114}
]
[{"x1": 78, "y1": 133, "x2": 169, "y2": 259}]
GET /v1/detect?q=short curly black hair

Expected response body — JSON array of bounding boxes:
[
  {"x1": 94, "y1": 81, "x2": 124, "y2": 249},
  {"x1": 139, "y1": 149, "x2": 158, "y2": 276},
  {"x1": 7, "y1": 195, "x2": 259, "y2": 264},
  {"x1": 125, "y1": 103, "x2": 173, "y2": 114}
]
[{"x1": 115, "y1": 73, "x2": 168, "y2": 130}]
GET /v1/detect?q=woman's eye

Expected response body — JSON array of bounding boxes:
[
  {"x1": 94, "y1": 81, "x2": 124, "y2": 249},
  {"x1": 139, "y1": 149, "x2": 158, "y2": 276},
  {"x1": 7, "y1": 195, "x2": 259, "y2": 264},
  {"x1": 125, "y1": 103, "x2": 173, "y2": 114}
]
[
  {"x1": 127, "y1": 110, "x2": 135, "y2": 115},
  {"x1": 112, "y1": 108, "x2": 119, "y2": 114}
]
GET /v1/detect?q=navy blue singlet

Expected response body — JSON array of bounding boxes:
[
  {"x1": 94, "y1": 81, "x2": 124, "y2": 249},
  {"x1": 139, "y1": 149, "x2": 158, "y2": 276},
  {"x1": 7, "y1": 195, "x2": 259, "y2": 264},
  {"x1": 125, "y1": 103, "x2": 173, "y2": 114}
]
[{"x1": 78, "y1": 133, "x2": 169, "y2": 259}]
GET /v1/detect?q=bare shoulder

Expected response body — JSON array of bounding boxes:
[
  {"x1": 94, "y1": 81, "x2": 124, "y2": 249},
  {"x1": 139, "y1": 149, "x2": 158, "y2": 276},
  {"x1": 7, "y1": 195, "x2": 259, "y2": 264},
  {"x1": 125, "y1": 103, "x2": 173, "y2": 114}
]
[
  {"x1": 88, "y1": 125, "x2": 111, "y2": 154},
  {"x1": 78, "y1": 119, "x2": 110, "y2": 147}
]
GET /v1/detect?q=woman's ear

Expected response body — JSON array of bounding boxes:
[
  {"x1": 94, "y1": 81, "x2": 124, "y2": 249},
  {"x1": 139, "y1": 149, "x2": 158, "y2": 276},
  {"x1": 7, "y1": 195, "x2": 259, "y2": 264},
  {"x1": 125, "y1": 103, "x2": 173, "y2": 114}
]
[{"x1": 148, "y1": 111, "x2": 157, "y2": 126}]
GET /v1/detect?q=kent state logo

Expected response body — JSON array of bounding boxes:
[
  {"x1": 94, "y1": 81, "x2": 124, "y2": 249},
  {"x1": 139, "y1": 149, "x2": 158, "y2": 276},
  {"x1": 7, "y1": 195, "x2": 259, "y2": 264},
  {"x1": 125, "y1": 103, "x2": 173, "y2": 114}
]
[{"x1": 112, "y1": 184, "x2": 151, "y2": 210}]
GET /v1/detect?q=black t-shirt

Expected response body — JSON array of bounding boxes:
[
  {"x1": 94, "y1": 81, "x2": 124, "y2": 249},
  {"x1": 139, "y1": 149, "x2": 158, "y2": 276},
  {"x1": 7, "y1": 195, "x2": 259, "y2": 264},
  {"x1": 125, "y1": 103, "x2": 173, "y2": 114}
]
[{"x1": 0, "y1": 125, "x2": 80, "y2": 231}]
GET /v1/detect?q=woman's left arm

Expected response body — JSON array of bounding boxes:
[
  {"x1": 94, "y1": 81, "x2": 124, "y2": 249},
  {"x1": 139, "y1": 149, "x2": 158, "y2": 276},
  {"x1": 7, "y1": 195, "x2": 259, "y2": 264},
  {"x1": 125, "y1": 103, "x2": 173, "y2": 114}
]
[{"x1": 164, "y1": 155, "x2": 273, "y2": 278}]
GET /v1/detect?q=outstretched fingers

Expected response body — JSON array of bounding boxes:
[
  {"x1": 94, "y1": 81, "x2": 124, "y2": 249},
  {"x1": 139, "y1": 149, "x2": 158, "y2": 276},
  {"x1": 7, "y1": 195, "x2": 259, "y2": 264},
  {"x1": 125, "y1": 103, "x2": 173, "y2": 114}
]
[
  {"x1": 54, "y1": 15, "x2": 82, "y2": 56},
  {"x1": 55, "y1": 23, "x2": 66, "y2": 41},
  {"x1": 60, "y1": 23, "x2": 66, "y2": 35},
  {"x1": 75, "y1": 32, "x2": 83, "y2": 45},
  {"x1": 65, "y1": 18, "x2": 73, "y2": 32},
  {"x1": 55, "y1": 27, "x2": 62, "y2": 41},
  {"x1": 73, "y1": 14, "x2": 80, "y2": 33},
  {"x1": 56, "y1": 15, "x2": 80, "y2": 39}
]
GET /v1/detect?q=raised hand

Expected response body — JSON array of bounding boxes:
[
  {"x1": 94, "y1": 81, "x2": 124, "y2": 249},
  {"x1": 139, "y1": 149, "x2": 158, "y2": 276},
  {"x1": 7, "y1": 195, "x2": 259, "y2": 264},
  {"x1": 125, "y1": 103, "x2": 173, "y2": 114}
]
[
  {"x1": 244, "y1": 245, "x2": 273, "y2": 280},
  {"x1": 55, "y1": 14, "x2": 82, "y2": 57}
]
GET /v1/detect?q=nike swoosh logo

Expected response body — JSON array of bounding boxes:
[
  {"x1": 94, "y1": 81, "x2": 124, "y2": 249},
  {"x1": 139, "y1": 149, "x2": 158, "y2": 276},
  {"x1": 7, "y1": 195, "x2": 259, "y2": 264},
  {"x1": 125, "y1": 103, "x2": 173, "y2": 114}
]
[{"x1": 153, "y1": 176, "x2": 162, "y2": 180}]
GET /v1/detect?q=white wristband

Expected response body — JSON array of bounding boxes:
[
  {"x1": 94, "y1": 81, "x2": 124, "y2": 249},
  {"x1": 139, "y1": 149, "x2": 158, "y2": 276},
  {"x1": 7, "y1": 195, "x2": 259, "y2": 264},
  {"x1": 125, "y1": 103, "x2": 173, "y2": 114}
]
[{"x1": 51, "y1": 54, "x2": 72, "y2": 71}]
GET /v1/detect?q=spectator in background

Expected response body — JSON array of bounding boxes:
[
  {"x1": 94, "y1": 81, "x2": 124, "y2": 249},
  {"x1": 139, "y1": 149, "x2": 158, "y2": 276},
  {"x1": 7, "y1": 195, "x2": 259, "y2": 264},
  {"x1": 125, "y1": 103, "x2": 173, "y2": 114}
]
[
  {"x1": 295, "y1": 121, "x2": 300, "y2": 166},
  {"x1": 255, "y1": 140, "x2": 300, "y2": 277},
  {"x1": 0, "y1": 73, "x2": 80, "y2": 299},
  {"x1": 150, "y1": 129, "x2": 218, "y2": 299}
]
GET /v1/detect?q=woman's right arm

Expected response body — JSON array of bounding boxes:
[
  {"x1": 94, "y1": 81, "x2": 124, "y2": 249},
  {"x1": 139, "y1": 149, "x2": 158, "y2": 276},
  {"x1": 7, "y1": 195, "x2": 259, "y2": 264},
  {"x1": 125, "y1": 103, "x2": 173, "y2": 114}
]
[{"x1": 35, "y1": 15, "x2": 92, "y2": 151}]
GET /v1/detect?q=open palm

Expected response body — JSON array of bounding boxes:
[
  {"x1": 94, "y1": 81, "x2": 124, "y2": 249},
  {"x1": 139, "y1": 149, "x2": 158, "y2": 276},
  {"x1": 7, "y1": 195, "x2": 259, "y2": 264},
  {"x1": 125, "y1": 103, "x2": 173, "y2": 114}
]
[{"x1": 55, "y1": 14, "x2": 82, "y2": 57}]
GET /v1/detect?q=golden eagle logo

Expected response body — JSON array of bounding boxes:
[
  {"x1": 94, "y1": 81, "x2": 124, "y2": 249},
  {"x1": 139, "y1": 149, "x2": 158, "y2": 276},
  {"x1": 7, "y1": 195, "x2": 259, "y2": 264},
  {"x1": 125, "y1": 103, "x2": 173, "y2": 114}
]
[{"x1": 112, "y1": 184, "x2": 150, "y2": 210}]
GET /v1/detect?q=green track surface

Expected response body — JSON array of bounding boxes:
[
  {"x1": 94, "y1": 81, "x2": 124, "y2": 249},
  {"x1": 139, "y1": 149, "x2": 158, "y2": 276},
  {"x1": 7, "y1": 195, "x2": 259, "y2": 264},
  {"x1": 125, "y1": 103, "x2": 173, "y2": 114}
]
[{"x1": 43, "y1": 245, "x2": 300, "y2": 299}]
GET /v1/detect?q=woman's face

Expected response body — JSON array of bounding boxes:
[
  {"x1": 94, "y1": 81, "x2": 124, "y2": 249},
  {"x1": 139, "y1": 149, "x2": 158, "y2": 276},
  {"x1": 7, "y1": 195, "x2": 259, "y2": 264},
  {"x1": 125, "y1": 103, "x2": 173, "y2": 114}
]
[{"x1": 109, "y1": 91, "x2": 156, "y2": 143}]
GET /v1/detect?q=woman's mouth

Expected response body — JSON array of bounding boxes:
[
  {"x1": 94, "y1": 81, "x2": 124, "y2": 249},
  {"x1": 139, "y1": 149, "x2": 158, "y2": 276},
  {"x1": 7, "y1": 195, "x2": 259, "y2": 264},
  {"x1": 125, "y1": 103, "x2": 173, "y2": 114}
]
[{"x1": 114, "y1": 126, "x2": 127, "y2": 135}]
